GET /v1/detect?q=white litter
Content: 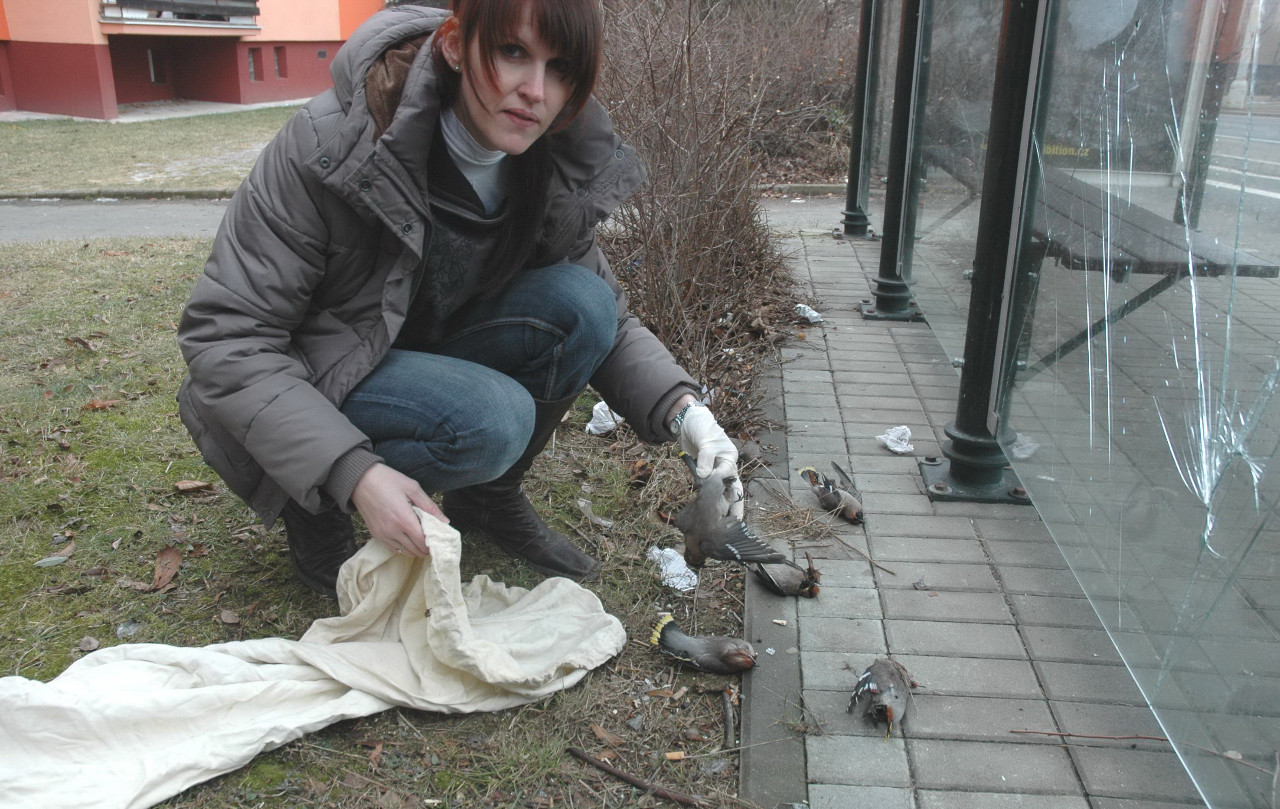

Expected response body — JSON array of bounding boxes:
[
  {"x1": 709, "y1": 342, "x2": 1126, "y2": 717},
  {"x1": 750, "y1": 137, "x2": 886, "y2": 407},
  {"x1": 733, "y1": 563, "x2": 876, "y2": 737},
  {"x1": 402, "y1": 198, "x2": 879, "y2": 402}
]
[
  {"x1": 794, "y1": 303, "x2": 823, "y2": 323},
  {"x1": 647, "y1": 546, "x2": 698, "y2": 591},
  {"x1": 876, "y1": 425, "x2": 914, "y2": 454},
  {"x1": 584, "y1": 400, "x2": 624, "y2": 435},
  {"x1": 1008, "y1": 432, "x2": 1040, "y2": 460}
]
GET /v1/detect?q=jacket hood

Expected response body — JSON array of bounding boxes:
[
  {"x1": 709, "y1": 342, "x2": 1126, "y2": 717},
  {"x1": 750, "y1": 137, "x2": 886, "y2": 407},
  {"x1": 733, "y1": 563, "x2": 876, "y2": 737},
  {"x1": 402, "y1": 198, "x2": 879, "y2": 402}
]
[{"x1": 330, "y1": 5, "x2": 451, "y2": 113}]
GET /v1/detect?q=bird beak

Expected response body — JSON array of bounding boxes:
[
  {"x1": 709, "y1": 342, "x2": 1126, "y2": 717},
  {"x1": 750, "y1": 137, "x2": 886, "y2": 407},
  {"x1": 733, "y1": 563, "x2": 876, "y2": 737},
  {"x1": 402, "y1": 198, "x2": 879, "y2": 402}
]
[{"x1": 883, "y1": 707, "x2": 895, "y2": 739}]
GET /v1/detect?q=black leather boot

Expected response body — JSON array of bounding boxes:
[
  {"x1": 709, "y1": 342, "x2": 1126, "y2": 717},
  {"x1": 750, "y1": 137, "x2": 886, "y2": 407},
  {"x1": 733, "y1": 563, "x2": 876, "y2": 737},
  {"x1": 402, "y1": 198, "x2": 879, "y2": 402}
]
[
  {"x1": 444, "y1": 396, "x2": 601, "y2": 582},
  {"x1": 281, "y1": 500, "x2": 358, "y2": 599}
]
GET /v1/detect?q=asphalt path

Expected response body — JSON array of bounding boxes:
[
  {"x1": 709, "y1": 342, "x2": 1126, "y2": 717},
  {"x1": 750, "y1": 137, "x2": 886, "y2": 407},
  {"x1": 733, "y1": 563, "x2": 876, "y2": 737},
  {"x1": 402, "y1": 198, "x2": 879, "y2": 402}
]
[{"x1": 0, "y1": 198, "x2": 229, "y2": 243}]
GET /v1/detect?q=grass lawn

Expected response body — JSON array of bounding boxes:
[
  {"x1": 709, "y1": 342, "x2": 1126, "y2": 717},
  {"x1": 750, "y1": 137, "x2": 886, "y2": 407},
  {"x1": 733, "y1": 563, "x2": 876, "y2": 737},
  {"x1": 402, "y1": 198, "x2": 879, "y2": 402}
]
[
  {"x1": 0, "y1": 106, "x2": 298, "y2": 195},
  {"x1": 0, "y1": 236, "x2": 763, "y2": 807}
]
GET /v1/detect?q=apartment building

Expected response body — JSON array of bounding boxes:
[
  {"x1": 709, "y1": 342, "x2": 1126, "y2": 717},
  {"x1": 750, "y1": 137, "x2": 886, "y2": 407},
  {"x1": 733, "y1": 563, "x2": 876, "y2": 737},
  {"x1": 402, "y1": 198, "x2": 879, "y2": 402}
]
[{"x1": 0, "y1": 0, "x2": 384, "y2": 119}]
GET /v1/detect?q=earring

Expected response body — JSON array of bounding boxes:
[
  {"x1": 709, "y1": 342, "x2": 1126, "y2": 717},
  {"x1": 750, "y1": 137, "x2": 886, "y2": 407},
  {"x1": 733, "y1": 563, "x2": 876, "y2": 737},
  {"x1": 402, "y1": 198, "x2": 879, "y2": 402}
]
[{"x1": 452, "y1": 63, "x2": 462, "y2": 72}]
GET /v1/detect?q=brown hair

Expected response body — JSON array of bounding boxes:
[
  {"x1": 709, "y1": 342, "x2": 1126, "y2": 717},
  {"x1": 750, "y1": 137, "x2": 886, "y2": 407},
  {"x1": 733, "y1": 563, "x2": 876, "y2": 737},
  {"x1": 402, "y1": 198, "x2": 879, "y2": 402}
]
[{"x1": 435, "y1": 0, "x2": 602, "y2": 132}]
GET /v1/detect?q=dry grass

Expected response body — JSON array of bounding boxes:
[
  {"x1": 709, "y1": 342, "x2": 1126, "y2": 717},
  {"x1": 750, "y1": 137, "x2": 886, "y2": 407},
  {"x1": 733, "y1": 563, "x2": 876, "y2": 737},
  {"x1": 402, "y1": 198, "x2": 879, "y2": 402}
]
[{"x1": 0, "y1": 106, "x2": 297, "y2": 195}]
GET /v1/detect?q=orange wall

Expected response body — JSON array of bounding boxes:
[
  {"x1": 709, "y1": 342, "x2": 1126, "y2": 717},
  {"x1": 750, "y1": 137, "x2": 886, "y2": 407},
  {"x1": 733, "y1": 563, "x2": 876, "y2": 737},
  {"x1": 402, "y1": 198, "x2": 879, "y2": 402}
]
[
  {"x1": 339, "y1": 0, "x2": 384, "y2": 39},
  {"x1": 4, "y1": 0, "x2": 102, "y2": 45},
  {"x1": 252, "y1": 0, "x2": 340, "y2": 42},
  {"x1": 0, "y1": 1, "x2": 11, "y2": 41}
]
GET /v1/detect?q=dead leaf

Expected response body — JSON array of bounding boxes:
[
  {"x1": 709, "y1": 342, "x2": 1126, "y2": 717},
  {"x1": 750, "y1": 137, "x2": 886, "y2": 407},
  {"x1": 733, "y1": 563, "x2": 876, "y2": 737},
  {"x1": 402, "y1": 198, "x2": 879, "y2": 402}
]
[
  {"x1": 35, "y1": 541, "x2": 75, "y2": 567},
  {"x1": 150, "y1": 546, "x2": 181, "y2": 591},
  {"x1": 77, "y1": 636, "x2": 100, "y2": 652},
  {"x1": 218, "y1": 609, "x2": 240, "y2": 625},
  {"x1": 82, "y1": 399, "x2": 122, "y2": 411},
  {"x1": 173, "y1": 479, "x2": 212, "y2": 493},
  {"x1": 115, "y1": 576, "x2": 153, "y2": 591},
  {"x1": 590, "y1": 724, "x2": 625, "y2": 747},
  {"x1": 367, "y1": 740, "x2": 384, "y2": 770}
]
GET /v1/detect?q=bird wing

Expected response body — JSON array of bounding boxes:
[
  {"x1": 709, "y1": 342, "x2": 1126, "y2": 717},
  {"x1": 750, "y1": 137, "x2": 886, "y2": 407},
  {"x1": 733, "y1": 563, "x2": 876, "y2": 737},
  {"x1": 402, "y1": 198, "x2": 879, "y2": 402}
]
[
  {"x1": 831, "y1": 461, "x2": 856, "y2": 489},
  {"x1": 714, "y1": 518, "x2": 795, "y2": 566}
]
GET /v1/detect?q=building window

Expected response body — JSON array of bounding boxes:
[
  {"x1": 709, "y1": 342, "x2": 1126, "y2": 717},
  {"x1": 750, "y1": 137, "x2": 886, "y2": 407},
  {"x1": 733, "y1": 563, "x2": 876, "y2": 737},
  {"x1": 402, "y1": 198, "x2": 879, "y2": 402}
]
[
  {"x1": 248, "y1": 47, "x2": 262, "y2": 82},
  {"x1": 274, "y1": 46, "x2": 287, "y2": 79},
  {"x1": 147, "y1": 49, "x2": 167, "y2": 84},
  {"x1": 317, "y1": 49, "x2": 327, "y2": 60}
]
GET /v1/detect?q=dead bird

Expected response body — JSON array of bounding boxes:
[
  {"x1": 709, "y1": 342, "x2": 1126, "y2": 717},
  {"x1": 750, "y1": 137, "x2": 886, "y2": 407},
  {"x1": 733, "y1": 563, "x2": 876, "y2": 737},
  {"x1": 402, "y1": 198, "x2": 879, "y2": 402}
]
[
  {"x1": 798, "y1": 462, "x2": 865, "y2": 524},
  {"x1": 752, "y1": 553, "x2": 821, "y2": 598},
  {"x1": 848, "y1": 657, "x2": 917, "y2": 737},
  {"x1": 650, "y1": 613, "x2": 757, "y2": 674},
  {"x1": 675, "y1": 452, "x2": 801, "y2": 571}
]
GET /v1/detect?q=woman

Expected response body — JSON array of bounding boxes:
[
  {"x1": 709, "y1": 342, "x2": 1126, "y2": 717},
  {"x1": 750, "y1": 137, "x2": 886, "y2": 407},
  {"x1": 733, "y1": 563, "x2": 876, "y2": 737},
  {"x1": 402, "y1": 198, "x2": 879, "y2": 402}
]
[{"x1": 177, "y1": 0, "x2": 741, "y2": 599}]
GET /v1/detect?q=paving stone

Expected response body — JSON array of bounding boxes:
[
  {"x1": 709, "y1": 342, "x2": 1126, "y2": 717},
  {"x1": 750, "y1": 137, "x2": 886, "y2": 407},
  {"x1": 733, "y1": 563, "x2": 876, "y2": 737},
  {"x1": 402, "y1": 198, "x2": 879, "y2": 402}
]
[
  {"x1": 1020, "y1": 626, "x2": 1124, "y2": 665},
  {"x1": 807, "y1": 734, "x2": 911, "y2": 786},
  {"x1": 974, "y1": 518, "x2": 1055, "y2": 542},
  {"x1": 797, "y1": 586, "x2": 882, "y2": 619},
  {"x1": 802, "y1": 688, "x2": 867, "y2": 733},
  {"x1": 844, "y1": 455, "x2": 927, "y2": 474},
  {"x1": 897, "y1": 654, "x2": 1044, "y2": 699},
  {"x1": 919, "y1": 792, "x2": 1090, "y2": 809},
  {"x1": 856, "y1": 473, "x2": 929, "y2": 495},
  {"x1": 985, "y1": 540, "x2": 1071, "y2": 568},
  {"x1": 786, "y1": 419, "x2": 846, "y2": 437},
  {"x1": 882, "y1": 590, "x2": 1012, "y2": 624},
  {"x1": 998, "y1": 566, "x2": 1087, "y2": 598},
  {"x1": 1070, "y1": 747, "x2": 1204, "y2": 803},
  {"x1": 1008, "y1": 595, "x2": 1105, "y2": 628},
  {"x1": 1034, "y1": 662, "x2": 1148, "y2": 705},
  {"x1": 801, "y1": 616, "x2": 886, "y2": 653},
  {"x1": 809, "y1": 784, "x2": 916, "y2": 808},
  {"x1": 908, "y1": 694, "x2": 1056, "y2": 741},
  {"x1": 869, "y1": 514, "x2": 977, "y2": 538},
  {"x1": 1049, "y1": 701, "x2": 1168, "y2": 750},
  {"x1": 788, "y1": 405, "x2": 845, "y2": 423},
  {"x1": 863, "y1": 492, "x2": 937, "y2": 516},
  {"x1": 875, "y1": 561, "x2": 1000, "y2": 592},
  {"x1": 910, "y1": 739, "x2": 1080, "y2": 793},
  {"x1": 887, "y1": 620, "x2": 1026, "y2": 659},
  {"x1": 802, "y1": 650, "x2": 876, "y2": 691},
  {"x1": 870, "y1": 536, "x2": 988, "y2": 563}
]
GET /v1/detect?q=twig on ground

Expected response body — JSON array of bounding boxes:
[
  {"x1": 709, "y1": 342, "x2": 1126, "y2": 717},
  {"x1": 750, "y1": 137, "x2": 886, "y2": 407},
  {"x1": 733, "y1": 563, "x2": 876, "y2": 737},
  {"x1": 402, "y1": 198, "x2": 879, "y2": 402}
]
[
  {"x1": 567, "y1": 747, "x2": 708, "y2": 808},
  {"x1": 721, "y1": 686, "x2": 736, "y2": 750}
]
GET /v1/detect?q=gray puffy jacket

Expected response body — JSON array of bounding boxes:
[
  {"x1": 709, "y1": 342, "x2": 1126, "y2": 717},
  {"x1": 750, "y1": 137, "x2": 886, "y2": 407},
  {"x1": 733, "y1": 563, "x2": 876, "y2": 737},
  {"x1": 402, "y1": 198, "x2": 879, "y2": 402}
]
[{"x1": 177, "y1": 6, "x2": 696, "y2": 524}]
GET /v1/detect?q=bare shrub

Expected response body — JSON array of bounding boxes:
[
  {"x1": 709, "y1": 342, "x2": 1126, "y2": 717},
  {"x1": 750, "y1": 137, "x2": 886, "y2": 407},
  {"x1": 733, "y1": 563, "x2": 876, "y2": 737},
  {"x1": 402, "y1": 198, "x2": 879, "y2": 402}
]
[{"x1": 596, "y1": 0, "x2": 804, "y2": 431}]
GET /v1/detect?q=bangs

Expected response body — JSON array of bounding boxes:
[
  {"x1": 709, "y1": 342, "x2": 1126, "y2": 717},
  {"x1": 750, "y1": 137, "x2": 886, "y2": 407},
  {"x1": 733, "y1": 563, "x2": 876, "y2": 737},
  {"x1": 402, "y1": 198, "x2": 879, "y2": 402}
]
[{"x1": 459, "y1": 0, "x2": 602, "y2": 127}]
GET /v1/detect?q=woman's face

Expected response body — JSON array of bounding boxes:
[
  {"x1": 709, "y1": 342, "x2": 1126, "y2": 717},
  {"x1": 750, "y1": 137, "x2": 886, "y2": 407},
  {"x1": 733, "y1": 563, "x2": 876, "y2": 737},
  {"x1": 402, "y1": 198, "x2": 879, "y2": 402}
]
[{"x1": 442, "y1": 10, "x2": 572, "y2": 155}]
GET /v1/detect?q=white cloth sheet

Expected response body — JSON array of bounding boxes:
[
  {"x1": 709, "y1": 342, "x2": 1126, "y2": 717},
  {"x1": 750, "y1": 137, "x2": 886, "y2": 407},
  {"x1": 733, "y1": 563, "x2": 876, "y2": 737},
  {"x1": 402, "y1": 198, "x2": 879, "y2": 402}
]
[{"x1": 0, "y1": 509, "x2": 627, "y2": 809}]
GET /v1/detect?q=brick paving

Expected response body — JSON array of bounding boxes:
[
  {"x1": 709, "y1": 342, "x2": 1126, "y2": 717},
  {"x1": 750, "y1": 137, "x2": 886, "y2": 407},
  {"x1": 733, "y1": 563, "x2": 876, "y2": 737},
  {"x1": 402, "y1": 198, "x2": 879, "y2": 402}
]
[{"x1": 738, "y1": 200, "x2": 1206, "y2": 809}]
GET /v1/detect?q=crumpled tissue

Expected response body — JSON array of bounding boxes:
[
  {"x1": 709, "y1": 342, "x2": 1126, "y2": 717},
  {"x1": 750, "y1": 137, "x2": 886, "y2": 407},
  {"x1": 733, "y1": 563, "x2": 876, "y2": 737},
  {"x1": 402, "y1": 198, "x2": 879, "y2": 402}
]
[
  {"x1": 876, "y1": 425, "x2": 914, "y2": 454},
  {"x1": 647, "y1": 546, "x2": 698, "y2": 591},
  {"x1": 585, "y1": 400, "x2": 624, "y2": 435},
  {"x1": 1008, "y1": 432, "x2": 1040, "y2": 460}
]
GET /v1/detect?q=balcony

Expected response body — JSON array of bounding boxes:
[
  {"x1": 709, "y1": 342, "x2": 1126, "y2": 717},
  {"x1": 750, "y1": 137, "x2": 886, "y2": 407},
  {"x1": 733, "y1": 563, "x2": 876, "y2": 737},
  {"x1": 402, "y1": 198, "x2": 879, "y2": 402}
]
[{"x1": 100, "y1": 0, "x2": 260, "y2": 28}]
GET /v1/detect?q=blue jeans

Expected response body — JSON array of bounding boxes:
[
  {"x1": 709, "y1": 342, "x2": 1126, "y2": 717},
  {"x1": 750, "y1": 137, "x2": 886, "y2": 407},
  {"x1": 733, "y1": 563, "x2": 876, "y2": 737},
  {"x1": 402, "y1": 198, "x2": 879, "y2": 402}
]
[{"x1": 340, "y1": 264, "x2": 617, "y2": 492}]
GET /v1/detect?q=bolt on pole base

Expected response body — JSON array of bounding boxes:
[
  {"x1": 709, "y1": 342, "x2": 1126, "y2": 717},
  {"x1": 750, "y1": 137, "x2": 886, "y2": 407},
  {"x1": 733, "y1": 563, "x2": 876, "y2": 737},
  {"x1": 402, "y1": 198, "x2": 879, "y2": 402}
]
[
  {"x1": 918, "y1": 456, "x2": 1032, "y2": 504},
  {"x1": 859, "y1": 298, "x2": 925, "y2": 322}
]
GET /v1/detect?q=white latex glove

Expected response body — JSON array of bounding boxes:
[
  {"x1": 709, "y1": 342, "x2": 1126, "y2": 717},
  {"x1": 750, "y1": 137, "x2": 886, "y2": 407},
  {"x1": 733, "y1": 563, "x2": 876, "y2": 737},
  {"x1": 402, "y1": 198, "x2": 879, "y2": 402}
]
[{"x1": 677, "y1": 405, "x2": 745, "y2": 520}]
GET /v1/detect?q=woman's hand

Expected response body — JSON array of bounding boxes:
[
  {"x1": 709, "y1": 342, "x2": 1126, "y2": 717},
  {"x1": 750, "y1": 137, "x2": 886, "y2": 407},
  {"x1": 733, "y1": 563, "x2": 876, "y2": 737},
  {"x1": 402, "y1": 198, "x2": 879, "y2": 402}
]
[
  {"x1": 670, "y1": 399, "x2": 745, "y2": 520},
  {"x1": 351, "y1": 463, "x2": 447, "y2": 557}
]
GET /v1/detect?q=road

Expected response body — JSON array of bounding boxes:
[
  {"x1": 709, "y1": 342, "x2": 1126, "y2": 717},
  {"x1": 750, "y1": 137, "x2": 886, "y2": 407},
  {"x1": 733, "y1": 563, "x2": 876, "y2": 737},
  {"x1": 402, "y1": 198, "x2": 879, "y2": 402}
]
[{"x1": 0, "y1": 198, "x2": 229, "y2": 243}]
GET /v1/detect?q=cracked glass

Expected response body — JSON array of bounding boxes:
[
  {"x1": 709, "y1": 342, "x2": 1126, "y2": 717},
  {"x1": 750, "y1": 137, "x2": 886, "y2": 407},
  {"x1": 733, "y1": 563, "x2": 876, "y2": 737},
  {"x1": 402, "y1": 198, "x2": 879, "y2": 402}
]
[{"x1": 903, "y1": 0, "x2": 1280, "y2": 804}]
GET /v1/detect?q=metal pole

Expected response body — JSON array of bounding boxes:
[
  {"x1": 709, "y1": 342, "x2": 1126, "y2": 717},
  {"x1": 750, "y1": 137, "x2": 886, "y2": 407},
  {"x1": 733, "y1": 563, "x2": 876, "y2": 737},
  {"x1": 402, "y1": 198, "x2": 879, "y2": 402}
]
[
  {"x1": 920, "y1": 0, "x2": 1058, "y2": 504},
  {"x1": 842, "y1": 0, "x2": 881, "y2": 238},
  {"x1": 861, "y1": 0, "x2": 931, "y2": 322}
]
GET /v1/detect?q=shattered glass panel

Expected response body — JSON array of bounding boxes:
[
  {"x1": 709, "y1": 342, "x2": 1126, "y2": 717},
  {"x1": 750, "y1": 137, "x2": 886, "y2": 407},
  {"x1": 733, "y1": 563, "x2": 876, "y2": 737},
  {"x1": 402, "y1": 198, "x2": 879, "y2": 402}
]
[{"x1": 910, "y1": 0, "x2": 1280, "y2": 804}]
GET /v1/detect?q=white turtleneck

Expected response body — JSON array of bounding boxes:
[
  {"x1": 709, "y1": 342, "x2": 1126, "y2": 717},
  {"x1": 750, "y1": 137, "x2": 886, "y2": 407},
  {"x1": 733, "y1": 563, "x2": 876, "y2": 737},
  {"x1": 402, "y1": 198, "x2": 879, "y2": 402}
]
[{"x1": 440, "y1": 107, "x2": 507, "y2": 214}]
